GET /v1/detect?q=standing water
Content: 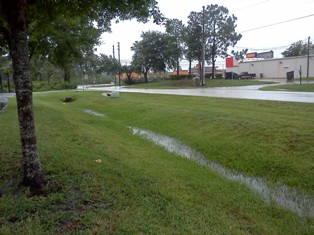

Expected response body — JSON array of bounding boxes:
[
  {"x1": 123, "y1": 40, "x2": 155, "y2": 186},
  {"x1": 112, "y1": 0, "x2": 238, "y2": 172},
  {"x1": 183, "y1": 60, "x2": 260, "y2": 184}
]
[
  {"x1": 130, "y1": 127, "x2": 314, "y2": 218},
  {"x1": 83, "y1": 109, "x2": 105, "y2": 117}
]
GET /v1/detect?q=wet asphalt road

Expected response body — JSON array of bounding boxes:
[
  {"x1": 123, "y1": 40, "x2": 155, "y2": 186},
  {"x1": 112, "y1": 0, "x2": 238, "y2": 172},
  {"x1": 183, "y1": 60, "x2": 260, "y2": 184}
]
[
  {"x1": 0, "y1": 93, "x2": 14, "y2": 98},
  {"x1": 80, "y1": 83, "x2": 314, "y2": 104},
  {"x1": 2, "y1": 82, "x2": 314, "y2": 104}
]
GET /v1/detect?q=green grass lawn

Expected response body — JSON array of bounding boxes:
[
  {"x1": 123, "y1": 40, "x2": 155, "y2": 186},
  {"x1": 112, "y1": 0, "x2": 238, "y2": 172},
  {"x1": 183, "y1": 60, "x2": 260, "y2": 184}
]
[
  {"x1": 125, "y1": 79, "x2": 275, "y2": 89},
  {"x1": 261, "y1": 83, "x2": 314, "y2": 92},
  {"x1": 0, "y1": 91, "x2": 313, "y2": 234}
]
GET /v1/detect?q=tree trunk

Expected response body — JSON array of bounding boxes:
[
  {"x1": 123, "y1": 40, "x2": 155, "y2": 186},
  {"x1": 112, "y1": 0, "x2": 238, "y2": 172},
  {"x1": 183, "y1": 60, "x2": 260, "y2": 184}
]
[
  {"x1": 143, "y1": 67, "x2": 149, "y2": 83},
  {"x1": 8, "y1": 0, "x2": 46, "y2": 191},
  {"x1": 211, "y1": 46, "x2": 216, "y2": 79},
  {"x1": 0, "y1": 75, "x2": 2, "y2": 92},
  {"x1": 144, "y1": 72, "x2": 148, "y2": 83},
  {"x1": 198, "y1": 60, "x2": 202, "y2": 78},
  {"x1": 211, "y1": 54, "x2": 215, "y2": 79},
  {"x1": 64, "y1": 69, "x2": 70, "y2": 82},
  {"x1": 6, "y1": 73, "x2": 11, "y2": 92},
  {"x1": 127, "y1": 74, "x2": 132, "y2": 84},
  {"x1": 176, "y1": 56, "x2": 180, "y2": 76}
]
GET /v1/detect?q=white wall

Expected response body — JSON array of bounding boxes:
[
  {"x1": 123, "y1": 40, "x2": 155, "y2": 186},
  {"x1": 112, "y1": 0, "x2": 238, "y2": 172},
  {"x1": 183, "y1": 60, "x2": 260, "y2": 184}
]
[{"x1": 226, "y1": 55, "x2": 314, "y2": 79}]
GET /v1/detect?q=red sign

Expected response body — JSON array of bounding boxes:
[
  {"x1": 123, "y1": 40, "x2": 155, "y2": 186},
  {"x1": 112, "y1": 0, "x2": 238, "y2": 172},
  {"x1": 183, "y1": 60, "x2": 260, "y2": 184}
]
[{"x1": 226, "y1": 57, "x2": 233, "y2": 67}]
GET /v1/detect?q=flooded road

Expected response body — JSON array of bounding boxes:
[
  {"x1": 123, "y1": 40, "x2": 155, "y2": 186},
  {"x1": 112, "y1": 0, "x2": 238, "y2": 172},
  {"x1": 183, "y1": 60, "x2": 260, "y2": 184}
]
[
  {"x1": 81, "y1": 84, "x2": 314, "y2": 103},
  {"x1": 130, "y1": 127, "x2": 314, "y2": 218}
]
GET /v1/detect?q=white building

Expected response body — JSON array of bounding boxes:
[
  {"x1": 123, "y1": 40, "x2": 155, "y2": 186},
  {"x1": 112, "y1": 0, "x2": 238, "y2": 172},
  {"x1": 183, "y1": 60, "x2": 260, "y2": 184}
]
[{"x1": 226, "y1": 55, "x2": 314, "y2": 79}]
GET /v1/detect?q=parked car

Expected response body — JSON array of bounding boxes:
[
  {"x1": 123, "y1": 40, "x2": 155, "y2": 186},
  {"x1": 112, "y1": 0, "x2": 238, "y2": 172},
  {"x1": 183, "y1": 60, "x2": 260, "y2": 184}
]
[
  {"x1": 239, "y1": 72, "x2": 256, "y2": 79},
  {"x1": 225, "y1": 72, "x2": 239, "y2": 79}
]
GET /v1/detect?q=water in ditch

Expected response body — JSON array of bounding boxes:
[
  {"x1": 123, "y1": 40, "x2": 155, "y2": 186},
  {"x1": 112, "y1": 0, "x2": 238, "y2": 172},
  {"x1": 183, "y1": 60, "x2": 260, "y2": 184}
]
[
  {"x1": 129, "y1": 127, "x2": 314, "y2": 218},
  {"x1": 84, "y1": 109, "x2": 105, "y2": 117}
]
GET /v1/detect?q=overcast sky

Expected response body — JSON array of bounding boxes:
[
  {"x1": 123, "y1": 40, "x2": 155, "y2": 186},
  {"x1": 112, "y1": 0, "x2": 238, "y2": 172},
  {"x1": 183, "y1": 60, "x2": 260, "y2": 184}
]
[{"x1": 97, "y1": 0, "x2": 314, "y2": 68}]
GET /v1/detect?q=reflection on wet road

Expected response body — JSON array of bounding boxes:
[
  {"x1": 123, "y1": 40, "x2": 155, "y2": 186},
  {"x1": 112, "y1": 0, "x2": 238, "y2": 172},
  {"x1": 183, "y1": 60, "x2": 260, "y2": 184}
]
[{"x1": 81, "y1": 83, "x2": 314, "y2": 103}]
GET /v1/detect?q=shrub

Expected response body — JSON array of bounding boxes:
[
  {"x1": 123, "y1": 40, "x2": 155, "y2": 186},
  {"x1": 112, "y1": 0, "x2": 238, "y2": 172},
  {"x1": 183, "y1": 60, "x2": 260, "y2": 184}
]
[
  {"x1": 32, "y1": 81, "x2": 77, "y2": 92},
  {"x1": 169, "y1": 74, "x2": 192, "y2": 80},
  {"x1": 123, "y1": 77, "x2": 135, "y2": 85},
  {"x1": 203, "y1": 74, "x2": 223, "y2": 79},
  {"x1": 216, "y1": 74, "x2": 223, "y2": 79}
]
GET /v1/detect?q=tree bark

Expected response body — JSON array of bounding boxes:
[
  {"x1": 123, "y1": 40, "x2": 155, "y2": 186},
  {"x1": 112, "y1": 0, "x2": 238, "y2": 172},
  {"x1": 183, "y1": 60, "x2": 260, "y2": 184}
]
[
  {"x1": 144, "y1": 72, "x2": 148, "y2": 83},
  {"x1": 64, "y1": 69, "x2": 70, "y2": 82},
  {"x1": 143, "y1": 67, "x2": 149, "y2": 83},
  {"x1": 7, "y1": 0, "x2": 46, "y2": 191},
  {"x1": 6, "y1": 73, "x2": 11, "y2": 92},
  {"x1": 211, "y1": 46, "x2": 216, "y2": 79},
  {"x1": 176, "y1": 57, "x2": 180, "y2": 76},
  {"x1": 127, "y1": 73, "x2": 132, "y2": 84},
  {"x1": 0, "y1": 75, "x2": 2, "y2": 92}
]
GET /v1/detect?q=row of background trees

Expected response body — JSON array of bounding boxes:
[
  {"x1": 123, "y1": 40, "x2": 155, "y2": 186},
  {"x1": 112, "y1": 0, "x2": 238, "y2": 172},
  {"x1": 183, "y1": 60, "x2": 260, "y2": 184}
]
[
  {"x1": 0, "y1": 4, "x2": 243, "y2": 86},
  {"x1": 122, "y1": 4, "x2": 242, "y2": 82},
  {"x1": 1, "y1": 4, "x2": 312, "y2": 89}
]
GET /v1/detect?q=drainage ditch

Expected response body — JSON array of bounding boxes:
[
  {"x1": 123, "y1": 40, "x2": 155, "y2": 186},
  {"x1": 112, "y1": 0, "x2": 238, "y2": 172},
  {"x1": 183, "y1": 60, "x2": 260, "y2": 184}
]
[{"x1": 130, "y1": 126, "x2": 314, "y2": 218}]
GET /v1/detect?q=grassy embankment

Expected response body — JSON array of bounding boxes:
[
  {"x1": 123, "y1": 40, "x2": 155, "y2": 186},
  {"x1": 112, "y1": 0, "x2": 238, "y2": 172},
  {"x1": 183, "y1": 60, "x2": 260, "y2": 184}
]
[
  {"x1": 0, "y1": 91, "x2": 313, "y2": 234},
  {"x1": 261, "y1": 83, "x2": 314, "y2": 92}
]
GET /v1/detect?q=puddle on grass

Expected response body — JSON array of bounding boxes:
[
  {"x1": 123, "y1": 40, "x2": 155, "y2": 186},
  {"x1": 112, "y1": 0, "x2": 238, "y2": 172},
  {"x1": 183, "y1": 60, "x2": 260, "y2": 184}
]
[
  {"x1": 129, "y1": 127, "x2": 314, "y2": 218},
  {"x1": 84, "y1": 109, "x2": 105, "y2": 117}
]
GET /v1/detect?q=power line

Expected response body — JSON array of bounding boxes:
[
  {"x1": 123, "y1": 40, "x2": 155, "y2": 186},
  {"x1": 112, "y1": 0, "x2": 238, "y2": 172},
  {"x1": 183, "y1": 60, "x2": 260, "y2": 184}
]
[
  {"x1": 221, "y1": 0, "x2": 269, "y2": 12},
  {"x1": 233, "y1": 0, "x2": 269, "y2": 12},
  {"x1": 233, "y1": 44, "x2": 290, "y2": 51},
  {"x1": 120, "y1": 37, "x2": 308, "y2": 64},
  {"x1": 240, "y1": 14, "x2": 314, "y2": 33},
  {"x1": 232, "y1": 37, "x2": 313, "y2": 51}
]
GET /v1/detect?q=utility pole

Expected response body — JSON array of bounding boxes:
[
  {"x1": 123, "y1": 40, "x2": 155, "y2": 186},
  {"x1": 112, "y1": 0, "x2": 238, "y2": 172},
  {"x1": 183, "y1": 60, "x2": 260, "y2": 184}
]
[
  {"x1": 112, "y1": 45, "x2": 116, "y2": 87},
  {"x1": 201, "y1": 5, "x2": 206, "y2": 86},
  {"x1": 299, "y1": 65, "x2": 302, "y2": 85},
  {"x1": 176, "y1": 28, "x2": 180, "y2": 76},
  {"x1": 118, "y1": 42, "x2": 121, "y2": 86},
  {"x1": 307, "y1": 36, "x2": 310, "y2": 79}
]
